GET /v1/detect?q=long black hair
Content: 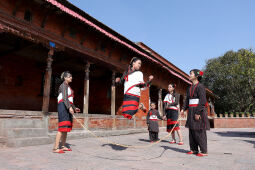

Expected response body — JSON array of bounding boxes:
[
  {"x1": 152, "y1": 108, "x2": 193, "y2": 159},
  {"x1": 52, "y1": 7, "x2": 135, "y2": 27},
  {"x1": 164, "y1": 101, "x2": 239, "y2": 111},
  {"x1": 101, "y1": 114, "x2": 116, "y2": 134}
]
[
  {"x1": 120, "y1": 57, "x2": 141, "y2": 83},
  {"x1": 129, "y1": 57, "x2": 141, "y2": 69},
  {"x1": 190, "y1": 69, "x2": 203, "y2": 82}
]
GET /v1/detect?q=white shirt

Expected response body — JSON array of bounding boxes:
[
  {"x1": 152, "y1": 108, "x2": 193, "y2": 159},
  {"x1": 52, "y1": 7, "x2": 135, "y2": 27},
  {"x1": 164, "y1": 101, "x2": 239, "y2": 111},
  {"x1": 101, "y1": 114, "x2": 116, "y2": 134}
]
[
  {"x1": 163, "y1": 93, "x2": 179, "y2": 110},
  {"x1": 57, "y1": 87, "x2": 74, "y2": 104},
  {"x1": 124, "y1": 71, "x2": 145, "y2": 97}
]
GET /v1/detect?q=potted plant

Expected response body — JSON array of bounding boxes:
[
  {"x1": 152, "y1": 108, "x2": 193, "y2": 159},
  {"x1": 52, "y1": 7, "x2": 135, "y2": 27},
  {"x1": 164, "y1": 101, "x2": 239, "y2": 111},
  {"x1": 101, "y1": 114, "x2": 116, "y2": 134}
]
[
  {"x1": 240, "y1": 112, "x2": 245, "y2": 118},
  {"x1": 219, "y1": 113, "x2": 223, "y2": 118},
  {"x1": 235, "y1": 112, "x2": 239, "y2": 118},
  {"x1": 252, "y1": 112, "x2": 255, "y2": 117},
  {"x1": 230, "y1": 112, "x2": 234, "y2": 118},
  {"x1": 246, "y1": 112, "x2": 250, "y2": 118},
  {"x1": 224, "y1": 112, "x2": 228, "y2": 118}
]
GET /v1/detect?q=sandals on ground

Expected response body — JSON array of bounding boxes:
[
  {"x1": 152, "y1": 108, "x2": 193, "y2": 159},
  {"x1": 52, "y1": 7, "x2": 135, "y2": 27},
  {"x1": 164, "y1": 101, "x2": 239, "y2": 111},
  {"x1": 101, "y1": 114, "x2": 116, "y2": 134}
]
[
  {"x1": 53, "y1": 149, "x2": 65, "y2": 153},
  {"x1": 62, "y1": 146, "x2": 72, "y2": 151},
  {"x1": 169, "y1": 140, "x2": 176, "y2": 144},
  {"x1": 178, "y1": 141, "x2": 184, "y2": 145},
  {"x1": 196, "y1": 153, "x2": 208, "y2": 157},
  {"x1": 186, "y1": 151, "x2": 198, "y2": 155}
]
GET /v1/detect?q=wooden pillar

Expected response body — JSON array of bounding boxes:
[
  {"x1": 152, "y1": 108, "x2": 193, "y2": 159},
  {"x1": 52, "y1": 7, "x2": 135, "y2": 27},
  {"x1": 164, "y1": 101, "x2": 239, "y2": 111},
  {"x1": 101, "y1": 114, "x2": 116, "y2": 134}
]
[
  {"x1": 83, "y1": 62, "x2": 90, "y2": 114},
  {"x1": 42, "y1": 47, "x2": 54, "y2": 114},
  {"x1": 111, "y1": 72, "x2": 116, "y2": 129},
  {"x1": 158, "y1": 89, "x2": 163, "y2": 116},
  {"x1": 111, "y1": 71, "x2": 116, "y2": 116}
]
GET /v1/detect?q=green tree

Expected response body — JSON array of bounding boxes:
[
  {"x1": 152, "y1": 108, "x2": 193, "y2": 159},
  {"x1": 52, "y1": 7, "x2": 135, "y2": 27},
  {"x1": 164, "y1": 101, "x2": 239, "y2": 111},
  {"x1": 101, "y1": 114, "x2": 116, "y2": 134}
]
[{"x1": 203, "y1": 48, "x2": 255, "y2": 113}]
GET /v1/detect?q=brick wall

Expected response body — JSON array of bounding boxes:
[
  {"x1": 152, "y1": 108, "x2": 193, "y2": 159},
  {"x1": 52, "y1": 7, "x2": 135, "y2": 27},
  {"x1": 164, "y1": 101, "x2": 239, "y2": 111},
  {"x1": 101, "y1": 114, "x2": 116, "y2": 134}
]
[
  {"x1": 0, "y1": 54, "x2": 44, "y2": 111},
  {"x1": 213, "y1": 118, "x2": 255, "y2": 128}
]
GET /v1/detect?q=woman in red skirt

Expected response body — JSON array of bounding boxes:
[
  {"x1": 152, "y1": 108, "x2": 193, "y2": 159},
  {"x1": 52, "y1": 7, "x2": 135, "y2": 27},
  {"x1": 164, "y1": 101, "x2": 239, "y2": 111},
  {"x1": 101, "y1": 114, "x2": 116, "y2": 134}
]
[
  {"x1": 116, "y1": 57, "x2": 153, "y2": 119},
  {"x1": 53, "y1": 71, "x2": 80, "y2": 153}
]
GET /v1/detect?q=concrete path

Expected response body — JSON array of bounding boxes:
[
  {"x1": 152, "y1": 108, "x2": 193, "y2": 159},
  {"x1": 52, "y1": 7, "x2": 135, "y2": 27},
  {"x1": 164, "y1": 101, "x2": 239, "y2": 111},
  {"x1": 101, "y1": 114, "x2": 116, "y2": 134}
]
[{"x1": 0, "y1": 127, "x2": 254, "y2": 170}]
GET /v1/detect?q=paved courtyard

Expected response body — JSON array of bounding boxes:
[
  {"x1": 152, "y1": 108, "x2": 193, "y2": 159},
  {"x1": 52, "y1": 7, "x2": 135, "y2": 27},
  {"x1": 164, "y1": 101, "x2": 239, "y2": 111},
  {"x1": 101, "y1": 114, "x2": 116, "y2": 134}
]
[{"x1": 0, "y1": 127, "x2": 254, "y2": 170}]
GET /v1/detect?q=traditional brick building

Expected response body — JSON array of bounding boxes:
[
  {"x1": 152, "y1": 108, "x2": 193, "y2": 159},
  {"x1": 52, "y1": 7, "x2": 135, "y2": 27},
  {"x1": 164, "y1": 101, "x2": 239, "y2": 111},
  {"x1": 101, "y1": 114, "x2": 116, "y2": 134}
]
[{"x1": 0, "y1": 0, "x2": 216, "y2": 147}]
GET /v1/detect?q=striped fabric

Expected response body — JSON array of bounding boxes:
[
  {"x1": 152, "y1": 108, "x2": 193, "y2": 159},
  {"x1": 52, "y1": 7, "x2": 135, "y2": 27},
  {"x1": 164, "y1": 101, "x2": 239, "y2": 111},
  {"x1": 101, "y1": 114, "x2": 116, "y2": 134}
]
[
  {"x1": 58, "y1": 102, "x2": 73, "y2": 132},
  {"x1": 166, "y1": 109, "x2": 180, "y2": 132},
  {"x1": 122, "y1": 94, "x2": 140, "y2": 119}
]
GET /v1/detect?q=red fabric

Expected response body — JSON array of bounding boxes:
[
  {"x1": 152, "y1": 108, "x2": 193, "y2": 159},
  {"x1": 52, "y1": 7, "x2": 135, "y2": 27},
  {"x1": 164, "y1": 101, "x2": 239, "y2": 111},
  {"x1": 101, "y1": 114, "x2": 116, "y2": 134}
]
[
  {"x1": 122, "y1": 106, "x2": 138, "y2": 112},
  {"x1": 205, "y1": 102, "x2": 209, "y2": 107},
  {"x1": 58, "y1": 99, "x2": 73, "y2": 104},
  {"x1": 163, "y1": 101, "x2": 171, "y2": 104},
  {"x1": 189, "y1": 104, "x2": 198, "y2": 107},
  {"x1": 167, "y1": 119, "x2": 179, "y2": 125},
  {"x1": 122, "y1": 101, "x2": 139, "y2": 106},
  {"x1": 58, "y1": 127, "x2": 72, "y2": 132},
  {"x1": 167, "y1": 120, "x2": 178, "y2": 125},
  {"x1": 58, "y1": 121, "x2": 72, "y2": 127},
  {"x1": 122, "y1": 114, "x2": 132, "y2": 119},
  {"x1": 167, "y1": 126, "x2": 180, "y2": 132}
]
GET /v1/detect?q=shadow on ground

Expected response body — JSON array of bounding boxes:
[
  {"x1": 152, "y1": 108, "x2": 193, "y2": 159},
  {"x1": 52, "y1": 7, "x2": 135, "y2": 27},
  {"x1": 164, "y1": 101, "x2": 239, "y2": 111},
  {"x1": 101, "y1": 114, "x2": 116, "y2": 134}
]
[
  {"x1": 214, "y1": 131, "x2": 255, "y2": 138},
  {"x1": 102, "y1": 144, "x2": 127, "y2": 151},
  {"x1": 161, "y1": 146, "x2": 189, "y2": 153},
  {"x1": 243, "y1": 140, "x2": 255, "y2": 148},
  {"x1": 139, "y1": 138, "x2": 169, "y2": 143}
]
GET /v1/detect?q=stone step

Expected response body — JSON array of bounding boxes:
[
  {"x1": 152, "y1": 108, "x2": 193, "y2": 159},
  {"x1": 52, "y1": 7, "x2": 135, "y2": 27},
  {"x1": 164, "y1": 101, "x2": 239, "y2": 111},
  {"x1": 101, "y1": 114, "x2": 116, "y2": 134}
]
[
  {"x1": 48, "y1": 128, "x2": 149, "y2": 141},
  {"x1": 5, "y1": 128, "x2": 48, "y2": 138},
  {"x1": 1, "y1": 119, "x2": 45, "y2": 129},
  {"x1": 7, "y1": 136, "x2": 53, "y2": 147}
]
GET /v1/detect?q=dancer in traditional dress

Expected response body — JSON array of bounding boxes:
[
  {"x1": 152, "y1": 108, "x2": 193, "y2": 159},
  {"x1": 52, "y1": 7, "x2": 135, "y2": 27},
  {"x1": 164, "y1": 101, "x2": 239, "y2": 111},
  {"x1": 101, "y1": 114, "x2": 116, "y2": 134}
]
[
  {"x1": 180, "y1": 69, "x2": 210, "y2": 157},
  {"x1": 163, "y1": 83, "x2": 183, "y2": 145},
  {"x1": 116, "y1": 57, "x2": 153, "y2": 119},
  {"x1": 53, "y1": 71, "x2": 80, "y2": 153}
]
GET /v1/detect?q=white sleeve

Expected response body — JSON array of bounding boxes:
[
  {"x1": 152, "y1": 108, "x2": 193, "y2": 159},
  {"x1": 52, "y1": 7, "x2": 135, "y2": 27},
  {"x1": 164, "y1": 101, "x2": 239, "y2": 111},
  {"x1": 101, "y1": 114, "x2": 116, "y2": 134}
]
[
  {"x1": 137, "y1": 71, "x2": 148, "y2": 90},
  {"x1": 137, "y1": 71, "x2": 144, "y2": 84},
  {"x1": 163, "y1": 94, "x2": 168, "y2": 102}
]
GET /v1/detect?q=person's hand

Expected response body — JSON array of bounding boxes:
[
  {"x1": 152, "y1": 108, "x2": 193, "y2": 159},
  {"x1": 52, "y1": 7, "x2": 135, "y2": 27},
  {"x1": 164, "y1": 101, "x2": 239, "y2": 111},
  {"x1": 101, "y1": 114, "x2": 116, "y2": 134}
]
[
  {"x1": 75, "y1": 108, "x2": 80, "y2": 113},
  {"x1": 115, "y1": 77, "x2": 120, "y2": 83},
  {"x1": 149, "y1": 75, "x2": 154, "y2": 81},
  {"x1": 195, "y1": 114, "x2": 201, "y2": 121},
  {"x1": 69, "y1": 107, "x2": 74, "y2": 114},
  {"x1": 163, "y1": 116, "x2": 166, "y2": 120}
]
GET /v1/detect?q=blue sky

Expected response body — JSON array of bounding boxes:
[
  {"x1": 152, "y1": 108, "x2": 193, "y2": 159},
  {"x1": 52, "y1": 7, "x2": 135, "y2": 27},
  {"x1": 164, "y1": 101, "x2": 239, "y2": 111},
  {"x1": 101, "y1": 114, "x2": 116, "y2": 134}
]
[{"x1": 68, "y1": 0, "x2": 255, "y2": 74}]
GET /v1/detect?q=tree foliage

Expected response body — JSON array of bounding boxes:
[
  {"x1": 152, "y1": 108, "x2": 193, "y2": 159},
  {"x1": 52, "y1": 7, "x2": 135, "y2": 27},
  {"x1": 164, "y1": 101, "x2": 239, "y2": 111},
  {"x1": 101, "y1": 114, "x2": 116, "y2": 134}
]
[{"x1": 203, "y1": 48, "x2": 255, "y2": 113}]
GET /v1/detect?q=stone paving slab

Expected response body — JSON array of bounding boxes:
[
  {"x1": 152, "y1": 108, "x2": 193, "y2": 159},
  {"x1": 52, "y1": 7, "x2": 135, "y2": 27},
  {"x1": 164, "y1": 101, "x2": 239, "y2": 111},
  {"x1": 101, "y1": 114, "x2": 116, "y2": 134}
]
[{"x1": 0, "y1": 127, "x2": 254, "y2": 170}]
